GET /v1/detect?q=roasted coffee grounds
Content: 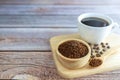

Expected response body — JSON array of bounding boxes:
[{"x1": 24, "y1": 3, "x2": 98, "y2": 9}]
[
  {"x1": 89, "y1": 58, "x2": 103, "y2": 67},
  {"x1": 58, "y1": 40, "x2": 88, "y2": 58}
]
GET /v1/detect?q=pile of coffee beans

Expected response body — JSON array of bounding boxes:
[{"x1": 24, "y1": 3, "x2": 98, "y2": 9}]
[
  {"x1": 58, "y1": 40, "x2": 88, "y2": 58},
  {"x1": 88, "y1": 42, "x2": 111, "y2": 67},
  {"x1": 88, "y1": 42, "x2": 111, "y2": 58}
]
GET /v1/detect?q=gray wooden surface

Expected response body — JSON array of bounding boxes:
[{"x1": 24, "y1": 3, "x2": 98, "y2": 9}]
[{"x1": 0, "y1": 0, "x2": 120, "y2": 79}]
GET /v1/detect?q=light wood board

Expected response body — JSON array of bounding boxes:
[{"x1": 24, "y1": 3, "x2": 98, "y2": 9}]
[{"x1": 50, "y1": 33, "x2": 120, "y2": 78}]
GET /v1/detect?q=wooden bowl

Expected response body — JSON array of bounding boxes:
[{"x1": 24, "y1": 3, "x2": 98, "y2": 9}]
[{"x1": 56, "y1": 39, "x2": 91, "y2": 69}]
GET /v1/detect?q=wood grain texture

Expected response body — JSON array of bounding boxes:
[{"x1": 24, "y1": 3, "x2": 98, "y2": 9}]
[
  {"x1": 0, "y1": 0, "x2": 120, "y2": 79},
  {"x1": 0, "y1": 28, "x2": 77, "y2": 51},
  {"x1": 0, "y1": 5, "x2": 120, "y2": 15},
  {"x1": 0, "y1": 28, "x2": 119, "y2": 51},
  {"x1": 0, "y1": 0, "x2": 120, "y2": 5},
  {"x1": 0, "y1": 15, "x2": 76, "y2": 28},
  {"x1": 0, "y1": 15, "x2": 120, "y2": 28},
  {"x1": 0, "y1": 52, "x2": 120, "y2": 80}
]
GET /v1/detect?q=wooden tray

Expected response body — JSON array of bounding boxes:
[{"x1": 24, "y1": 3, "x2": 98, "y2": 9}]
[{"x1": 50, "y1": 33, "x2": 120, "y2": 78}]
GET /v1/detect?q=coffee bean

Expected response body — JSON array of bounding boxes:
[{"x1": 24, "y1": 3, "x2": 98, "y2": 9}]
[
  {"x1": 102, "y1": 45, "x2": 105, "y2": 48},
  {"x1": 91, "y1": 55, "x2": 95, "y2": 58},
  {"x1": 107, "y1": 46, "x2": 110, "y2": 49},
  {"x1": 96, "y1": 47, "x2": 100, "y2": 50},
  {"x1": 96, "y1": 54, "x2": 101, "y2": 57},
  {"x1": 106, "y1": 43, "x2": 108, "y2": 45},
  {"x1": 102, "y1": 49, "x2": 106, "y2": 52},
  {"x1": 88, "y1": 43, "x2": 91, "y2": 46},
  {"x1": 94, "y1": 44, "x2": 98, "y2": 46},
  {"x1": 100, "y1": 51, "x2": 103, "y2": 54},
  {"x1": 101, "y1": 42, "x2": 104, "y2": 45},
  {"x1": 90, "y1": 42, "x2": 110, "y2": 60},
  {"x1": 95, "y1": 50, "x2": 99, "y2": 53},
  {"x1": 93, "y1": 47, "x2": 97, "y2": 49}
]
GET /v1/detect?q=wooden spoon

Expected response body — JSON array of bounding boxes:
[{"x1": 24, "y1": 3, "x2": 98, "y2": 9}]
[{"x1": 89, "y1": 46, "x2": 120, "y2": 67}]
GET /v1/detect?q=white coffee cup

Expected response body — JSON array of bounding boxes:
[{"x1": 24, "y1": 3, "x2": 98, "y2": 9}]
[{"x1": 78, "y1": 13, "x2": 119, "y2": 44}]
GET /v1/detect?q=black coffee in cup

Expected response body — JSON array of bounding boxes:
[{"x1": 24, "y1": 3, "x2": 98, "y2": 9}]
[{"x1": 81, "y1": 17, "x2": 109, "y2": 27}]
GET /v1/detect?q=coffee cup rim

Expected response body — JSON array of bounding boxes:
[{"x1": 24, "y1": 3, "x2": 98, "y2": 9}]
[{"x1": 78, "y1": 13, "x2": 114, "y2": 29}]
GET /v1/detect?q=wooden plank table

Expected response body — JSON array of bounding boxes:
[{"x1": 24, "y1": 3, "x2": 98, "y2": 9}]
[{"x1": 0, "y1": 0, "x2": 120, "y2": 79}]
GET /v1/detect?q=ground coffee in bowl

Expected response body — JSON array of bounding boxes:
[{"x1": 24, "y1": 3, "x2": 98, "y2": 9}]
[
  {"x1": 58, "y1": 40, "x2": 88, "y2": 59},
  {"x1": 56, "y1": 39, "x2": 91, "y2": 69}
]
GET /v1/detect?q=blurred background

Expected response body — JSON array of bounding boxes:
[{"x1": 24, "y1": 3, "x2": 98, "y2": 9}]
[
  {"x1": 0, "y1": 0, "x2": 120, "y2": 79},
  {"x1": 0, "y1": 0, "x2": 120, "y2": 29},
  {"x1": 0, "y1": 0, "x2": 120, "y2": 51}
]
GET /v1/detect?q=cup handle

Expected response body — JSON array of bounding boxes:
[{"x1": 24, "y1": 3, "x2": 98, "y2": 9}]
[{"x1": 112, "y1": 22, "x2": 120, "y2": 29}]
